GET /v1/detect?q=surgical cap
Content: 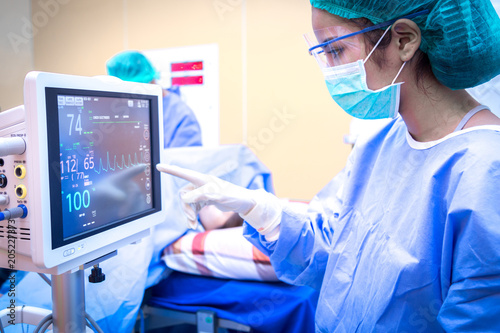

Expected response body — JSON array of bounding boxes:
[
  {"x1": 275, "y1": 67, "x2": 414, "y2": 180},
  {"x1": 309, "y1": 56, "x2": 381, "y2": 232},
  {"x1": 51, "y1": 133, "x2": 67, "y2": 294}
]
[
  {"x1": 106, "y1": 50, "x2": 159, "y2": 83},
  {"x1": 310, "y1": 0, "x2": 500, "y2": 89}
]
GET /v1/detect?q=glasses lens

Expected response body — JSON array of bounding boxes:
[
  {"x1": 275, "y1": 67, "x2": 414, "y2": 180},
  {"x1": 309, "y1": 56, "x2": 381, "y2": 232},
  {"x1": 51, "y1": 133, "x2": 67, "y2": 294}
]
[{"x1": 304, "y1": 26, "x2": 362, "y2": 68}]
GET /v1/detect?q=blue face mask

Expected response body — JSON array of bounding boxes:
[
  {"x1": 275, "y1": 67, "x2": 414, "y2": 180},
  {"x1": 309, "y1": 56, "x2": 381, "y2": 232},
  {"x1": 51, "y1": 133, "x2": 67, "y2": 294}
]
[{"x1": 322, "y1": 27, "x2": 406, "y2": 120}]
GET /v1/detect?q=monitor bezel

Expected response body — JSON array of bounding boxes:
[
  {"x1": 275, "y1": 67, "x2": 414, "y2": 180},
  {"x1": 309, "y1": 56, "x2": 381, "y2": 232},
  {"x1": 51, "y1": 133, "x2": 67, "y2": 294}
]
[
  {"x1": 24, "y1": 71, "x2": 166, "y2": 270},
  {"x1": 45, "y1": 87, "x2": 162, "y2": 250}
]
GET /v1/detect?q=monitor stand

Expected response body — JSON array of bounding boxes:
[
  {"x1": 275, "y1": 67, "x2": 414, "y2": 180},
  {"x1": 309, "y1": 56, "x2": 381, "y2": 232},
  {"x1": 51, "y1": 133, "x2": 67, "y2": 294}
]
[
  {"x1": 51, "y1": 268, "x2": 87, "y2": 332},
  {"x1": 0, "y1": 251, "x2": 116, "y2": 332}
]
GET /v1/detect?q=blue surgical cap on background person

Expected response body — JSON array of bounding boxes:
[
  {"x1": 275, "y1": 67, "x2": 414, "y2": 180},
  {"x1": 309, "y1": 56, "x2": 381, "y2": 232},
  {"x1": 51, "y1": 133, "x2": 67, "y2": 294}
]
[
  {"x1": 106, "y1": 50, "x2": 159, "y2": 83},
  {"x1": 310, "y1": 0, "x2": 500, "y2": 90}
]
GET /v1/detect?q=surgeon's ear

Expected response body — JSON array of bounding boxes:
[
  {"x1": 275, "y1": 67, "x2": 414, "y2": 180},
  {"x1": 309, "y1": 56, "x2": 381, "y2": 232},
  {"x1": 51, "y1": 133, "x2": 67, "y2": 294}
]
[{"x1": 391, "y1": 19, "x2": 421, "y2": 62}]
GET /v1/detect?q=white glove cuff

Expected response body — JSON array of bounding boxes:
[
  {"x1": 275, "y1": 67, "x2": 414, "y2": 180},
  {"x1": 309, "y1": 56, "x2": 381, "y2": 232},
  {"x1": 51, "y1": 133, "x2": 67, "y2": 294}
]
[
  {"x1": 239, "y1": 189, "x2": 283, "y2": 235},
  {"x1": 264, "y1": 225, "x2": 281, "y2": 242}
]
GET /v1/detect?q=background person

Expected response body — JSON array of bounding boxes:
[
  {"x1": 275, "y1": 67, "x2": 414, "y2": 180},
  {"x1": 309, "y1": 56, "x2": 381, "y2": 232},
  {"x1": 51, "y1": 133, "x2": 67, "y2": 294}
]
[{"x1": 157, "y1": 0, "x2": 500, "y2": 331}]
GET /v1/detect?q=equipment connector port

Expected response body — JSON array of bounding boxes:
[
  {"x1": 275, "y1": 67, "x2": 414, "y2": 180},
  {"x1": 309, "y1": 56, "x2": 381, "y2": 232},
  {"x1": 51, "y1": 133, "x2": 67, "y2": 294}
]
[
  {"x1": 15, "y1": 165, "x2": 26, "y2": 179},
  {"x1": 0, "y1": 174, "x2": 7, "y2": 188},
  {"x1": 15, "y1": 184, "x2": 27, "y2": 199}
]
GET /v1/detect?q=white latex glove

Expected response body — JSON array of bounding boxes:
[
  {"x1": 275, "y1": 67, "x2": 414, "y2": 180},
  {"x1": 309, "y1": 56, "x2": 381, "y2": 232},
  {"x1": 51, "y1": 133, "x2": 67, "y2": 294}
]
[
  {"x1": 178, "y1": 183, "x2": 201, "y2": 229},
  {"x1": 156, "y1": 164, "x2": 283, "y2": 236}
]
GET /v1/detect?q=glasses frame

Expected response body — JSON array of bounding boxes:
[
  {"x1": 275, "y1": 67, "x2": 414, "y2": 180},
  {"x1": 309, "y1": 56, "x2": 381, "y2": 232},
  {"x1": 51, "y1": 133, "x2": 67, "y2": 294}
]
[{"x1": 308, "y1": 9, "x2": 429, "y2": 55}]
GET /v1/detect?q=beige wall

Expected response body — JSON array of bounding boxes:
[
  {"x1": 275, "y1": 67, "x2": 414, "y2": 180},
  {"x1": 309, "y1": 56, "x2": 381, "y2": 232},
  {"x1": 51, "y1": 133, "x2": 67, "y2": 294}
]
[
  {"x1": 26, "y1": 0, "x2": 351, "y2": 200},
  {"x1": 0, "y1": 0, "x2": 34, "y2": 112}
]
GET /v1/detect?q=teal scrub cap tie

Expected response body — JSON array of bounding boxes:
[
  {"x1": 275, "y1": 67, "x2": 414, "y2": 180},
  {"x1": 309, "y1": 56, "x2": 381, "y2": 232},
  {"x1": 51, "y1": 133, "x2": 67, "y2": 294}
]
[
  {"x1": 310, "y1": 0, "x2": 500, "y2": 89},
  {"x1": 106, "y1": 50, "x2": 159, "y2": 84}
]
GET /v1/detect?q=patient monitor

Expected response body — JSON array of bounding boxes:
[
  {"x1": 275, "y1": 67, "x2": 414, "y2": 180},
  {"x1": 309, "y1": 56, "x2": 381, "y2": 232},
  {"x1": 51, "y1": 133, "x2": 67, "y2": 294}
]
[{"x1": 0, "y1": 71, "x2": 166, "y2": 275}]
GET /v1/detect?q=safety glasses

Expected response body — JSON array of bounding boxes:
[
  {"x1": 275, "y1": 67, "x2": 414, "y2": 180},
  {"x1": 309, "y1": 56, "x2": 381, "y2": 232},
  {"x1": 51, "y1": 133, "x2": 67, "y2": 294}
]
[{"x1": 304, "y1": 9, "x2": 429, "y2": 68}]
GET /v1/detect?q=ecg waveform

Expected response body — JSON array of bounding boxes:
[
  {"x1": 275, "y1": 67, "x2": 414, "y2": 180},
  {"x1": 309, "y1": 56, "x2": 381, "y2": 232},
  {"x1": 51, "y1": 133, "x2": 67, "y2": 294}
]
[{"x1": 93, "y1": 151, "x2": 147, "y2": 174}]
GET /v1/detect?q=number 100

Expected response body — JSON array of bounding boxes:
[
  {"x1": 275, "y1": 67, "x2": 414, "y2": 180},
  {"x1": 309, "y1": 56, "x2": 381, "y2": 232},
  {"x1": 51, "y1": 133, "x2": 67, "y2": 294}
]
[{"x1": 66, "y1": 190, "x2": 90, "y2": 213}]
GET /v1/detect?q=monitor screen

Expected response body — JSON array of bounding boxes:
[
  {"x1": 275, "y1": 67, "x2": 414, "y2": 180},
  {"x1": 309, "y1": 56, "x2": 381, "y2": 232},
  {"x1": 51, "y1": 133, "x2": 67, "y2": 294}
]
[{"x1": 45, "y1": 88, "x2": 161, "y2": 250}]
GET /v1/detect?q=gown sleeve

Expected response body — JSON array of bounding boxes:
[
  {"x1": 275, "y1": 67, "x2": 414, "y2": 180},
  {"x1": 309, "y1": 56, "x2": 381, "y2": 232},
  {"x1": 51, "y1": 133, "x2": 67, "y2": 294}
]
[
  {"x1": 438, "y1": 148, "x2": 500, "y2": 332},
  {"x1": 243, "y1": 151, "x2": 355, "y2": 290}
]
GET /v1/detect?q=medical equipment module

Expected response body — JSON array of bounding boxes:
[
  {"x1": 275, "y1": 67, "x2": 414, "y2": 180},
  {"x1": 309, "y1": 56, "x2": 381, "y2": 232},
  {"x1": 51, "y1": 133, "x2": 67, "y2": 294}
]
[{"x1": 0, "y1": 71, "x2": 166, "y2": 275}]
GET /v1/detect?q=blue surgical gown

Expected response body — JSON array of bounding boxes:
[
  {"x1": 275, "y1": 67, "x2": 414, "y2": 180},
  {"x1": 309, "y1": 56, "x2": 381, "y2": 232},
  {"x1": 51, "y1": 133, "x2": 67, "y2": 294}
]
[
  {"x1": 245, "y1": 117, "x2": 500, "y2": 332},
  {"x1": 163, "y1": 92, "x2": 202, "y2": 148}
]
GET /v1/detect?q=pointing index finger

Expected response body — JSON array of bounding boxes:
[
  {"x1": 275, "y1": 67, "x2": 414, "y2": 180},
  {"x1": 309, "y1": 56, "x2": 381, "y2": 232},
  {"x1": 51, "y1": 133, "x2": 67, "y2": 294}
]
[{"x1": 156, "y1": 164, "x2": 208, "y2": 187}]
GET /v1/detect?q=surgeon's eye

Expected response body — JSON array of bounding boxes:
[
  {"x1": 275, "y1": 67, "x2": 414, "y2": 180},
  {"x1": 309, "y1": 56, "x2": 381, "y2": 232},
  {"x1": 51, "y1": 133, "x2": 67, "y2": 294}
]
[{"x1": 323, "y1": 44, "x2": 344, "y2": 58}]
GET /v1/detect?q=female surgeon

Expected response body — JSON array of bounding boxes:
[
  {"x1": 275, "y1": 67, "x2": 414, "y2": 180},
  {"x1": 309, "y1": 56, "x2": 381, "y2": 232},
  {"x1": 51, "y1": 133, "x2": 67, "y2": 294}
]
[{"x1": 157, "y1": 0, "x2": 500, "y2": 331}]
